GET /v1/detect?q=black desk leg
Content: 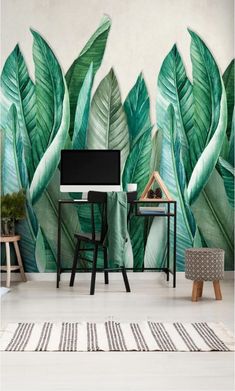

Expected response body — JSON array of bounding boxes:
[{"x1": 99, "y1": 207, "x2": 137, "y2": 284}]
[
  {"x1": 57, "y1": 202, "x2": 61, "y2": 288},
  {"x1": 166, "y1": 203, "x2": 170, "y2": 281},
  {"x1": 173, "y1": 202, "x2": 177, "y2": 288}
]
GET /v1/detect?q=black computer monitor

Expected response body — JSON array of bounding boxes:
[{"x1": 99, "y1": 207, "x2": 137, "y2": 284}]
[{"x1": 60, "y1": 150, "x2": 121, "y2": 192}]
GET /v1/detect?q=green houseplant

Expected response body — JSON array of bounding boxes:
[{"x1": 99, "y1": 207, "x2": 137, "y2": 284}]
[{"x1": 1, "y1": 190, "x2": 26, "y2": 236}]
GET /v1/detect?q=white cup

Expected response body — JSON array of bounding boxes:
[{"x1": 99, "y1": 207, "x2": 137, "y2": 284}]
[{"x1": 127, "y1": 183, "x2": 137, "y2": 192}]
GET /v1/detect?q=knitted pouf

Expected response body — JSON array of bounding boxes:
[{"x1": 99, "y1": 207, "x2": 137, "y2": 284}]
[{"x1": 185, "y1": 248, "x2": 225, "y2": 301}]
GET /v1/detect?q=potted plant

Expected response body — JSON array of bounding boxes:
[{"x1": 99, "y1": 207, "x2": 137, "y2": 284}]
[{"x1": 1, "y1": 190, "x2": 26, "y2": 236}]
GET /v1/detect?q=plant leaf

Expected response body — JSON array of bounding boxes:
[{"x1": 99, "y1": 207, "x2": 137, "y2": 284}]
[
  {"x1": 0, "y1": 45, "x2": 36, "y2": 180},
  {"x1": 157, "y1": 44, "x2": 193, "y2": 179},
  {"x1": 66, "y1": 15, "x2": 111, "y2": 136},
  {"x1": 187, "y1": 83, "x2": 227, "y2": 205},
  {"x1": 87, "y1": 68, "x2": 129, "y2": 171},
  {"x1": 31, "y1": 29, "x2": 65, "y2": 169},
  {"x1": 29, "y1": 79, "x2": 70, "y2": 204},
  {"x1": 122, "y1": 128, "x2": 152, "y2": 268},
  {"x1": 1, "y1": 105, "x2": 45, "y2": 272},
  {"x1": 33, "y1": 169, "x2": 80, "y2": 270},
  {"x1": 124, "y1": 73, "x2": 151, "y2": 147},
  {"x1": 228, "y1": 112, "x2": 234, "y2": 166},
  {"x1": 218, "y1": 157, "x2": 234, "y2": 208},
  {"x1": 72, "y1": 63, "x2": 93, "y2": 149},
  {"x1": 158, "y1": 105, "x2": 200, "y2": 269},
  {"x1": 223, "y1": 59, "x2": 234, "y2": 138},
  {"x1": 192, "y1": 169, "x2": 234, "y2": 269},
  {"x1": 188, "y1": 29, "x2": 223, "y2": 167}
]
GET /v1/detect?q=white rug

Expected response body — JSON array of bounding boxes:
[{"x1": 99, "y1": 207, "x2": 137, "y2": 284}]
[
  {"x1": 0, "y1": 321, "x2": 234, "y2": 352},
  {"x1": 0, "y1": 287, "x2": 10, "y2": 297}
]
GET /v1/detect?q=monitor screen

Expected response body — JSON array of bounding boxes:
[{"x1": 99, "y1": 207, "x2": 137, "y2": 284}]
[{"x1": 60, "y1": 150, "x2": 120, "y2": 185}]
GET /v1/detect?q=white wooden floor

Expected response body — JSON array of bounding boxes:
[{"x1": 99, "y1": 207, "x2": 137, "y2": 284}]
[{"x1": 1, "y1": 273, "x2": 234, "y2": 391}]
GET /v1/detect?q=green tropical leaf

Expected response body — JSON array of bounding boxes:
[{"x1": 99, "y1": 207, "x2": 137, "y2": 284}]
[
  {"x1": 144, "y1": 217, "x2": 167, "y2": 268},
  {"x1": 33, "y1": 169, "x2": 80, "y2": 270},
  {"x1": 72, "y1": 63, "x2": 93, "y2": 149},
  {"x1": 188, "y1": 29, "x2": 223, "y2": 168},
  {"x1": 0, "y1": 45, "x2": 36, "y2": 180},
  {"x1": 157, "y1": 44, "x2": 193, "y2": 179},
  {"x1": 124, "y1": 73, "x2": 151, "y2": 147},
  {"x1": 228, "y1": 112, "x2": 234, "y2": 166},
  {"x1": 187, "y1": 84, "x2": 227, "y2": 205},
  {"x1": 31, "y1": 29, "x2": 65, "y2": 169},
  {"x1": 223, "y1": 59, "x2": 234, "y2": 138},
  {"x1": 1, "y1": 105, "x2": 46, "y2": 272},
  {"x1": 158, "y1": 105, "x2": 201, "y2": 269},
  {"x1": 192, "y1": 169, "x2": 234, "y2": 269},
  {"x1": 29, "y1": 79, "x2": 70, "y2": 205},
  {"x1": 218, "y1": 157, "x2": 234, "y2": 208},
  {"x1": 150, "y1": 129, "x2": 162, "y2": 174},
  {"x1": 87, "y1": 68, "x2": 129, "y2": 171},
  {"x1": 66, "y1": 15, "x2": 111, "y2": 136},
  {"x1": 122, "y1": 128, "x2": 152, "y2": 268}
]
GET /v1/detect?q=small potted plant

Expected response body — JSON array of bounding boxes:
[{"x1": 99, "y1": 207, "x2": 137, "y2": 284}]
[{"x1": 1, "y1": 190, "x2": 26, "y2": 236}]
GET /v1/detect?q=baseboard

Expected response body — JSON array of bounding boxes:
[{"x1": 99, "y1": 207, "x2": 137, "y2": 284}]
[{"x1": 1, "y1": 271, "x2": 234, "y2": 282}]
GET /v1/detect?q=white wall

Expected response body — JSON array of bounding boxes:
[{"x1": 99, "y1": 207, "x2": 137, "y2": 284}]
[{"x1": 1, "y1": 0, "x2": 234, "y2": 123}]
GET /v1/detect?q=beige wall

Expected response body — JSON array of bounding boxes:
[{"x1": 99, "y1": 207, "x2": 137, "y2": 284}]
[{"x1": 1, "y1": 0, "x2": 234, "y2": 122}]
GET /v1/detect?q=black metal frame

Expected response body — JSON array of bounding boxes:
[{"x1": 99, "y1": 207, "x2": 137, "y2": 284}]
[{"x1": 57, "y1": 198, "x2": 177, "y2": 289}]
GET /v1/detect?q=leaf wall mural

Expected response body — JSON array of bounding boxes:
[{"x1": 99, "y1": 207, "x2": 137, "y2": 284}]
[
  {"x1": 1, "y1": 21, "x2": 234, "y2": 272},
  {"x1": 123, "y1": 74, "x2": 152, "y2": 268},
  {"x1": 66, "y1": 15, "x2": 111, "y2": 137}
]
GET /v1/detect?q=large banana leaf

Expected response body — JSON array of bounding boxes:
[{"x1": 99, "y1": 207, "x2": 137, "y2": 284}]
[
  {"x1": 29, "y1": 79, "x2": 70, "y2": 204},
  {"x1": 72, "y1": 63, "x2": 93, "y2": 149},
  {"x1": 223, "y1": 59, "x2": 234, "y2": 138},
  {"x1": 122, "y1": 128, "x2": 151, "y2": 268},
  {"x1": 0, "y1": 45, "x2": 36, "y2": 180},
  {"x1": 66, "y1": 15, "x2": 111, "y2": 136},
  {"x1": 150, "y1": 129, "x2": 162, "y2": 174},
  {"x1": 2, "y1": 106, "x2": 46, "y2": 272},
  {"x1": 188, "y1": 29, "x2": 223, "y2": 168},
  {"x1": 218, "y1": 157, "x2": 234, "y2": 208},
  {"x1": 87, "y1": 68, "x2": 129, "y2": 170},
  {"x1": 33, "y1": 169, "x2": 80, "y2": 270},
  {"x1": 228, "y1": 113, "x2": 234, "y2": 166},
  {"x1": 158, "y1": 105, "x2": 201, "y2": 269},
  {"x1": 31, "y1": 29, "x2": 65, "y2": 169},
  {"x1": 157, "y1": 44, "x2": 193, "y2": 179},
  {"x1": 124, "y1": 73, "x2": 151, "y2": 146},
  {"x1": 187, "y1": 83, "x2": 227, "y2": 205},
  {"x1": 192, "y1": 169, "x2": 234, "y2": 269}
]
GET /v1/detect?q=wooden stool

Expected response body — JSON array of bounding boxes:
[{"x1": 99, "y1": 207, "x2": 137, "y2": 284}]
[
  {"x1": 185, "y1": 248, "x2": 224, "y2": 301},
  {"x1": 0, "y1": 235, "x2": 27, "y2": 288}
]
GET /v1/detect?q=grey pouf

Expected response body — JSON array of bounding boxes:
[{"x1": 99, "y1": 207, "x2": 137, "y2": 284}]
[{"x1": 185, "y1": 248, "x2": 224, "y2": 301}]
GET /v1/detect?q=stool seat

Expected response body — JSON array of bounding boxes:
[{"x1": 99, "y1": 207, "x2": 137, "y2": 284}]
[
  {"x1": 0, "y1": 235, "x2": 27, "y2": 288},
  {"x1": 185, "y1": 248, "x2": 224, "y2": 301}
]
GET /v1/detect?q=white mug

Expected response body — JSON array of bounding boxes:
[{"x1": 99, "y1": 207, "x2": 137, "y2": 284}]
[{"x1": 127, "y1": 183, "x2": 137, "y2": 192}]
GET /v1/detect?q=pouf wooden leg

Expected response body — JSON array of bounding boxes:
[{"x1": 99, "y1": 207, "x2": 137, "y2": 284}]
[
  {"x1": 192, "y1": 281, "x2": 199, "y2": 301},
  {"x1": 213, "y1": 280, "x2": 222, "y2": 300},
  {"x1": 197, "y1": 281, "x2": 203, "y2": 298}
]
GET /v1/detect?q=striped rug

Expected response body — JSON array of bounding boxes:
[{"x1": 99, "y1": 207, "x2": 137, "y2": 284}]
[{"x1": 0, "y1": 321, "x2": 234, "y2": 352}]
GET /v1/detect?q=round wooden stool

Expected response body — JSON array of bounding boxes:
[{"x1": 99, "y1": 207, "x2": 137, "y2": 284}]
[
  {"x1": 0, "y1": 235, "x2": 27, "y2": 288},
  {"x1": 185, "y1": 248, "x2": 224, "y2": 301}
]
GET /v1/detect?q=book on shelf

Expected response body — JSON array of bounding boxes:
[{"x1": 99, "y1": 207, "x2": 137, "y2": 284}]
[{"x1": 138, "y1": 206, "x2": 166, "y2": 215}]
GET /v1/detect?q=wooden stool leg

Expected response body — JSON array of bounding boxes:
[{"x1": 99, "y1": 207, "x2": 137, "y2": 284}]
[
  {"x1": 197, "y1": 281, "x2": 204, "y2": 298},
  {"x1": 5, "y1": 242, "x2": 11, "y2": 288},
  {"x1": 213, "y1": 280, "x2": 222, "y2": 300},
  {"x1": 13, "y1": 241, "x2": 27, "y2": 282},
  {"x1": 192, "y1": 281, "x2": 200, "y2": 301}
]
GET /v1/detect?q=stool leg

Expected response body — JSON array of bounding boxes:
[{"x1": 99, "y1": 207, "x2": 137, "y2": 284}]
[
  {"x1": 213, "y1": 280, "x2": 222, "y2": 300},
  {"x1": 13, "y1": 241, "x2": 27, "y2": 282},
  {"x1": 197, "y1": 281, "x2": 203, "y2": 298},
  {"x1": 5, "y1": 242, "x2": 11, "y2": 288},
  {"x1": 192, "y1": 281, "x2": 200, "y2": 302}
]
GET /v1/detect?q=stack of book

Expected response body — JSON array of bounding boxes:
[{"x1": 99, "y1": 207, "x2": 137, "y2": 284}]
[{"x1": 138, "y1": 206, "x2": 166, "y2": 215}]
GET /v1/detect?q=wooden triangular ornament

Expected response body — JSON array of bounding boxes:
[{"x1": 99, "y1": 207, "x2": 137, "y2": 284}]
[{"x1": 140, "y1": 171, "x2": 172, "y2": 201}]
